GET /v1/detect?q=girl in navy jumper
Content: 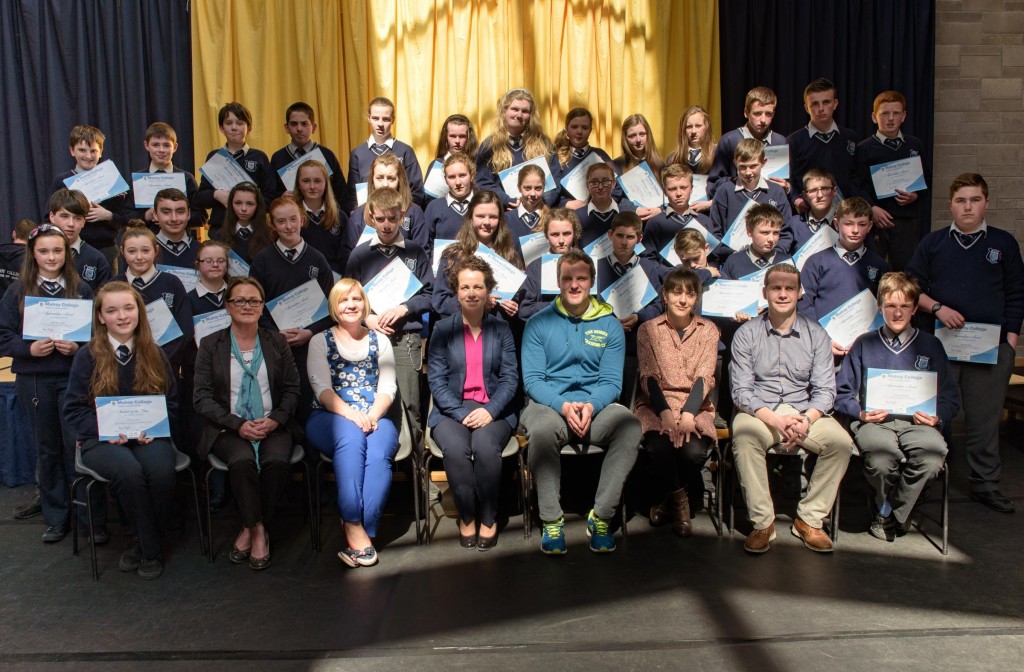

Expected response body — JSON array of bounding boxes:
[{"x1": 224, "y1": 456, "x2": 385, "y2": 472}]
[
  {"x1": 550, "y1": 108, "x2": 615, "y2": 209},
  {"x1": 506, "y1": 164, "x2": 549, "y2": 241},
  {"x1": 188, "y1": 240, "x2": 231, "y2": 317},
  {"x1": 0, "y1": 225, "x2": 94, "y2": 543},
  {"x1": 422, "y1": 152, "x2": 476, "y2": 256},
  {"x1": 346, "y1": 154, "x2": 427, "y2": 264},
  {"x1": 293, "y1": 160, "x2": 348, "y2": 274},
  {"x1": 612, "y1": 114, "x2": 664, "y2": 221},
  {"x1": 475, "y1": 88, "x2": 553, "y2": 208},
  {"x1": 515, "y1": 208, "x2": 581, "y2": 321},
  {"x1": 665, "y1": 105, "x2": 716, "y2": 213},
  {"x1": 219, "y1": 182, "x2": 271, "y2": 265},
  {"x1": 432, "y1": 113, "x2": 479, "y2": 163}
]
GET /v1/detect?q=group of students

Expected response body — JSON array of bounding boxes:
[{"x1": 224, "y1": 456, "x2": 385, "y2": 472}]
[{"x1": 2, "y1": 79, "x2": 1021, "y2": 575}]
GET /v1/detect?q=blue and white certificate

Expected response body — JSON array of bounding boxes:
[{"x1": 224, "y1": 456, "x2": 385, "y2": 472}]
[
  {"x1": 791, "y1": 225, "x2": 839, "y2": 270},
  {"x1": 617, "y1": 161, "x2": 665, "y2": 208},
  {"x1": 498, "y1": 156, "x2": 557, "y2": 198},
  {"x1": 584, "y1": 236, "x2": 646, "y2": 261},
  {"x1": 193, "y1": 309, "x2": 231, "y2": 347},
  {"x1": 865, "y1": 368, "x2": 938, "y2": 417},
  {"x1": 23, "y1": 297, "x2": 93, "y2": 341},
  {"x1": 423, "y1": 160, "x2": 448, "y2": 199},
  {"x1": 357, "y1": 225, "x2": 376, "y2": 248},
  {"x1": 156, "y1": 265, "x2": 199, "y2": 293},
  {"x1": 559, "y1": 152, "x2": 605, "y2": 201},
  {"x1": 519, "y1": 232, "x2": 549, "y2": 266},
  {"x1": 721, "y1": 198, "x2": 757, "y2": 250},
  {"x1": 227, "y1": 250, "x2": 250, "y2": 278},
  {"x1": 818, "y1": 289, "x2": 884, "y2": 348},
  {"x1": 364, "y1": 258, "x2": 423, "y2": 313},
  {"x1": 660, "y1": 241, "x2": 682, "y2": 266},
  {"x1": 870, "y1": 156, "x2": 927, "y2": 200},
  {"x1": 683, "y1": 219, "x2": 720, "y2": 250},
  {"x1": 690, "y1": 175, "x2": 709, "y2": 204},
  {"x1": 145, "y1": 299, "x2": 184, "y2": 347},
  {"x1": 600, "y1": 265, "x2": 657, "y2": 318},
  {"x1": 700, "y1": 279, "x2": 762, "y2": 318},
  {"x1": 355, "y1": 182, "x2": 368, "y2": 207},
  {"x1": 199, "y1": 149, "x2": 251, "y2": 191},
  {"x1": 432, "y1": 239, "x2": 457, "y2": 274},
  {"x1": 131, "y1": 172, "x2": 187, "y2": 208},
  {"x1": 96, "y1": 396, "x2": 170, "y2": 441},
  {"x1": 276, "y1": 147, "x2": 334, "y2": 192},
  {"x1": 934, "y1": 321, "x2": 1000, "y2": 364},
  {"x1": 764, "y1": 145, "x2": 790, "y2": 180},
  {"x1": 475, "y1": 245, "x2": 526, "y2": 300},
  {"x1": 266, "y1": 279, "x2": 329, "y2": 330},
  {"x1": 63, "y1": 161, "x2": 130, "y2": 203}
]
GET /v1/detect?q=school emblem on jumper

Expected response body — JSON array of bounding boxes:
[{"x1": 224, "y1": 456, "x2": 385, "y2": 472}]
[
  {"x1": 910, "y1": 149, "x2": 919, "y2": 157},
  {"x1": 405, "y1": 258, "x2": 415, "y2": 271},
  {"x1": 867, "y1": 266, "x2": 879, "y2": 280},
  {"x1": 244, "y1": 160, "x2": 257, "y2": 172},
  {"x1": 987, "y1": 248, "x2": 1002, "y2": 264},
  {"x1": 309, "y1": 266, "x2": 319, "y2": 279},
  {"x1": 769, "y1": 199, "x2": 780, "y2": 208},
  {"x1": 401, "y1": 216, "x2": 411, "y2": 231},
  {"x1": 162, "y1": 292, "x2": 174, "y2": 308},
  {"x1": 915, "y1": 355, "x2": 930, "y2": 371},
  {"x1": 846, "y1": 140, "x2": 856, "y2": 155},
  {"x1": 330, "y1": 224, "x2": 341, "y2": 235},
  {"x1": 82, "y1": 265, "x2": 96, "y2": 281}
]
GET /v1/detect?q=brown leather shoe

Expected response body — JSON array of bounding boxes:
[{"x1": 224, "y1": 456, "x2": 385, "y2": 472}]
[
  {"x1": 670, "y1": 488, "x2": 692, "y2": 537},
  {"x1": 743, "y1": 523, "x2": 776, "y2": 553},
  {"x1": 649, "y1": 500, "x2": 669, "y2": 527},
  {"x1": 791, "y1": 517, "x2": 833, "y2": 553}
]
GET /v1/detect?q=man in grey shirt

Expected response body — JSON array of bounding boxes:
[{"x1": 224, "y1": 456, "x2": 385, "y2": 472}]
[{"x1": 730, "y1": 263, "x2": 852, "y2": 554}]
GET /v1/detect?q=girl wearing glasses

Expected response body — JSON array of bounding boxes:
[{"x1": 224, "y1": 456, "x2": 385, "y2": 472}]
[
  {"x1": 189, "y1": 240, "x2": 231, "y2": 317},
  {"x1": 573, "y1": 162, "x2": 632, "y2": 248}
]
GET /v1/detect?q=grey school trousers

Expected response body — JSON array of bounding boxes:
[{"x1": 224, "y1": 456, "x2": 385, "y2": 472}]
[{"x1": 952, "y1": 342, "x2": 1015, "y2": 493}]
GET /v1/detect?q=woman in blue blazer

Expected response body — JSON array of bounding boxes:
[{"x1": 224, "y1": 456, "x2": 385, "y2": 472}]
[{"x1": 427, "y1": 255, "x2": 519, "y2": 551}]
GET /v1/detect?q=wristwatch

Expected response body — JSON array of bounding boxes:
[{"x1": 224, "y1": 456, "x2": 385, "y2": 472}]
[{"x1": 931, "y1": 302, "x2": 943, "y2": 314}]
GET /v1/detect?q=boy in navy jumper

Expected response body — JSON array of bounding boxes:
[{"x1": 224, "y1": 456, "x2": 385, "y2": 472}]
[
  {"x1": 710, "y1": 139, "x2": 792, "y2": 256},
  {"x1": 345, "y1": 97, "x2": 424, "y2": 212},
  {"x1": 720, "y1": 204, "x2": 791, "y2": 281},
  {"x1": 515, "y1": 208, "x2": 581, "y2": 321},
  {"x1": 47, "y1": 189, "x2": 111, "y2": 292},
  {"x1": 786, "y1": 169, "x2": 838, "y2": 255},
  {"x1": 125, "y1": 122, "x2": 207, "y2": 230},
  {"x1": 195, "y1": 102, "x2": 277, "y2": 238},
  {"x1": 710, "y1": 86, "x2": 789, "y2": 195},
  {"x1": 269, "y1": 102, "x2": 347, "y2": 202},
  {"x1": 854, "y1": 91, "x2": 930, "y2": 271},
  {"x1": 672, "y1": 228, "x2": 719, "y2": 285},
  {"x1": 835, "y1": 272, "x2": 959, "y2": 541},
  {"x1": 798, "y1": 197, "x2": 889, "y2": 357},
  {"x1": 643, "y1": 164, "x2": 715, "y2": 266},
  {"x1": 152, "y1": 189, "x2": 199, "y2": 269},
  {"x1": 906, "y1": 173, "x2": 1024, "y2": 512},
  {"x1": 787, "y1": 78, "x2": 859, "y2": 213}
]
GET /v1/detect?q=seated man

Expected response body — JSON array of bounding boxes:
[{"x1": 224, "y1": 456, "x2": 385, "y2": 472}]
[
  {"x1": 730, "y1": 263, "x2": 853, "y2": 554},
  {"x1": 835, "y1": 272, "x2": 959, "y2": 541},
  {"x1": 520, "y1": 249, "x2": 641, "y2": 555}
]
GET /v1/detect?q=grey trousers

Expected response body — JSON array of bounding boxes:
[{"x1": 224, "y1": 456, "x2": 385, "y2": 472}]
[
  {"x1": 952, "y1": 342, "x2": 1014, "y2": 493},
  {"x1": 391, "y1": 332, "x2": 423, "y2": 444}
]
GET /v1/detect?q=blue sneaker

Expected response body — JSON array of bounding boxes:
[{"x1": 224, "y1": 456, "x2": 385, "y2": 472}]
[
  {"x1": 540, "y1": 517, "x2": 566, "y2": 555},
  {"x1": 586, "y1": 509, "x2": 616, "y2": 553}
]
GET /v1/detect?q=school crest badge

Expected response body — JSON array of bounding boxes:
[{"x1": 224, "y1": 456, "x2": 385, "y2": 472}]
[
  {"x1": 245, "y1": 160, "x2": 257, "y2": 172},
  {"x1": 867, "y1": 266, "x2": 879, "y2": 280},
  {"x1": 82, "y1": 265, "x2": 96, "y2": 281},
  {"x1": 405, "y1": 258, "x2": 416, "y2": 272},
  {"x1": 402, "y1": 216, "x2": 411, "y2": 231},
  {"x1": 769, "y1": 199, "x2": 780, "y2": 208},
  {"x1": 986, "y1": 248, "x2": 1002, "y2": 264},
  {"x1": 910, "y1": 149, "x2": 919, "y2": 157},
  {"x1": 915, "y1": 355, "x2": 930, "y2": 371},
  {"x1": 330, "y1": 224, "x2": 341, "y2": 235},
  {"x1": 162, "y1": 292, "x2": 174, "y2": 308},
  {"x1": 309, "y1": 266, "x2": 319, "y2": 279},
  {"x1": 846, "y1": 140, "x2": 856, "y2": 155}
]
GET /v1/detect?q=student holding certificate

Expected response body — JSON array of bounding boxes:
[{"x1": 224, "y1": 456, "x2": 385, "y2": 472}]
[
  {"x1": 0, "y1": 225, "x2": 94, "y2": 544},
  {"x1": 421, "y1": 153, "x2": 476, "y2": 256},
  {"x1": 345, "y1": 154, "x2": 427, "y2": 269},
  {"x1": 305, "y1": 279, "x2": 400, "y2": 568},
  {"x1": 292, "y1": 160, "x2": 349, "y2": 274},
  {"x1": 549, "y1": 108, "x2": 614, "y2": 209},
  {"x1": 475, "y1": 88, "x2": 553, "y2": 209},
  {"x1": 514, "y1": 208, "x2": 581, "y2": 321},
  {"x1": 665, "y1": 105, "x2": 717, "y2": 214},
  {"x1": 218, "y1": 182, "x2": 272, "y2": 265},
  {"x1": 835, "y1": 273, "x2": 959, "y2": 541},
  {"x1": 612, "y1": 114, "x2": 664, "y2": 221},
  {"x1": 63, "y1": 281, "x2": 178, "y2": 579},
  {"x1": 505, "y1": 165, "x2": 550, "y2": 240}
]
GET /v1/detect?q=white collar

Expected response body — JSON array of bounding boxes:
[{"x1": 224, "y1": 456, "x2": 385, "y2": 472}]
[
  {"x1": 874, "y1": 131, "x2": 905, "y2": 144},
  {"x1": 148, "y1": 162, "x2": 174, "y2": 174},
  {"x1": 303, "y1": 202, "x2": 326, "y2": 217},
  {"x1": 289, "y1": 140, "x2": 317, "y2": 156},
  {"x1": 807, "y1": 206, "x2": 836, "y2": 225},
  {"x1": 108, "y1": 335, "x2": 135, "y2": 353},
  {"x1": 746, "y1": 247, "x2": 776, "y2": 265},
  {"x1": 806, "y1": 121, "x2": 839, "y2": 137},
  {"x1": 156, "y1": 232, "x2": 191, "y2": 248},
  {"x1": 610, "y1": 254, "x2": 639, "y2": 270},
  {"x1": 276, "y1": 239, "x2": 305, "y2": 257},
  {"x1": 225, "y1": 143, "x2": 250, "y2": 156},
  {"x1": 833, "y1": 243, "x2": 867, "y2": 260},
  {"x1": 587, "y1": 201, "x2": 619, "y2": 215},
  {"x1": 367, "y1": 136, "x2": 395, "y2": 149},
  {"x1": 370, "y1": 233, "x2": 406, "y2": 249},
  {"x1": 70, "y1": 239, "x2": 83, "y2": 253},
  {"x1": 446, "y1": 191, "x2": 472, "y2": 207},
  {"x1": 950, "y1": 220, "x2": 988, "y2": 237},
  {"x1": 235, "y1": 222, "x2": 253, "y2": 233},
  {"x1": 882, "y1": 325, "x2": 916, "y2": 346},
  {"x1": 739, "y1": 126, "x2": 772, "y2": 144},
  {"x1": 517, "y1": 203, "x2": 542, "y2": 219},
  {"x1": 195, "y1": 281, "x2": 227, "y2": 298},
  {"x1": 126, "y1": 267, "x2": 158, "y2": 284},
  {"x1": 664, "y1": 205, "x2": 696, "y2": 219},
  {"x1": 735, "y1": 176, "x2": 769, "y2": 192},
  {"x1": 37, "y1": 275, "x2": 66, "y2": 288}
]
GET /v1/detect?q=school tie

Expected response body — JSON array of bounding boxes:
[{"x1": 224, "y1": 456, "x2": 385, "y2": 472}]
[
  {"x1": 742, "y1": 189, "x2": 759, "y2": 201},
  {"x1": 889, "y1": 334, "x2": 902, "y2": 349},
  {"x1": 284, "y1": 248, "x2": 297, "y2": 262},
  {"x1": 523, "y1": 212, "x2": 539, "y2": 229},
  {"x1": 593, "y1": 210, "x2": 614, "y2": 225},
  {"x1": 612, "y1": 261, "x2": 630, "y2": 276},
  {"x1": 754, "y1": 257, "x2": 769, "y2": 269},
  {"x1": 807, "y1": 218, "x2": 823, "y2": 233},
  {"x1": 843, "y1": 250, "x2": 860, "y2": 263},
  {"x1": 508, "y1": 136, "x2": 523, "y2": 151},
  {"x1": 231, "y1": 148, "x2": 245, "y2": 161},
  {"x1": 371, "y1": 143, "x2": 388, "y2": 156},
  {"x1": 116, "y1": 344, "x2": 131, "y2": 364},
  {"x1": 41, "y1": 280, "x2": 61, "y2": 295},
  {"x1": 571, "y1": 145, "x2": 589, "y2": 160},
  {"x1": 71, "y1": 248, "x2": 79, "y2": 259},
  {"x1": 761, "y1": 138, "x2": 770, "y2": 147},
  {"x1": 451, "y1": 200, "x2": 468, "y2": 216},
  {"x1": 688, "y1": 148, "x2": 701, "y2": 166},
  {"x1": 814, "y1": 130, "x2": 837, "y2": 144},
  {"x1": 884, "y1": 138, "x2": 903, "y2": 150},
  {"x1": 213, "y1": 289, "x2": 225, "y2": 306},
  {"x1": 236, "y1": 227, "x2": 252, "y2": 241},
  {"x1": 953, "y1": 230, "x2": 982, "y2": 248},
  {"x1": 295, "y1": 147, "x2": 307, "y2": 157},
  {"x1": 132, "y1": 277, "x2": 146, "y2": 290},
  {"x1": 669, "y1": 211, "x2": 689, "y2": 225},
  {"x1": 379, "y1": 245, "x2": 397, "y2": 258},
  {"x1": 168, "y1": 240, "x2": 185, "y2": 255},
  {"x1": 307, "y1": 210, "x2": 322, "y2": 226}
]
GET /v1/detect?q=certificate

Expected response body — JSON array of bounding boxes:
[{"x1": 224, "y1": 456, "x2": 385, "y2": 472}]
[
  {"x1": 519, "y1": 232, "x2": 549, "y2": 266},
  {"x1": 700, "y1": 279, "x2": 762, "y2": 318},
  {"x1": 199, "y1": 149, "x2": 251, "y2": 191},
  {"x1": 721, "y1": 198, "x2": 757, "y2": 250},
  {"x1": 791, "y1": 225, "x2": 840, "y2": 270},
  {"x1": 475, "y1": 245, "x2": 526, "y2": 300},
  {"x1": 432, "y1": 239, "x2": 457, "y2": 274},
  {"x1": 600, "y1": 265, "x2": 657, "y2": 318},
  {"x1": 764, "y1": 145, "x2": 790, "y2": 180},
  {"x1": 584, "y1": 236, "x2": 645, "y2": 261},
  {"x1": 660, "y1": 241, "x2": 682, "y2": 266},
  {"x1": 357, "y1": 225, "x2": 376, "y2": 248},
  {"x1": 616, "y1": 161, "x2": 665, "y2": 208},
  {"x1": 355, "y1": 182, "x2": 368, "y2": 207},
  {"x1": 131, "y1": 172, "x2": 186, "y2": 208},
  {"x1": 363, "y1": 258, "x2": 424, "y2": 313},
  {"x1": 265, "y1": 278, "x2": 329, "y2": 330},
  {"x1": 23, "y1": 297, "x2": 93, "y2": 341},
  {"x1": 95, "y1": 396, "x2": 170, "y2": 441},
  {"x1": 423, "y1": 160, "x2": 449, "y2": 199},
  {"x1": 156, "y1": 265, "x2": 199, "y2": 293},
  {"x1": 145, "y1": 299, "x2": 184, "y2": 347},
  {"x1": 870, "y1": 156, "x2": 927, "y2": 199},
  {"x1": 275, "y1": 147, "x2": 334, "y2": 192},
  {"x1": 63, "y1": 161, "x2": 130, "y2": 202},
  {"x1": 559, "y1": 152, "x2": 605, "y2": 201},
  {"x1": 498, "y1": 156, "x2": 557, "y2": 198},
  {"x1": 227, "y1": 250, "x2": 250, "y2": 278},
  {"x1": 818, "y1": 289, "x2": 884, "y2": 348},
  {"x1": 690, "y1": 174, "x2": 709, "y2": 204},
  {"x1": 865, "y1": 368, "x2": 938, "y2": 417},
  {"x1": 193, "y1": 309, "x2": 231, "y2": 347},
  {"x1": 684, "y1": 219, "x2": 720, "y2": 250},
  {"x1": 934, "y1": 321, "x2": 1000, "y2": 364}
]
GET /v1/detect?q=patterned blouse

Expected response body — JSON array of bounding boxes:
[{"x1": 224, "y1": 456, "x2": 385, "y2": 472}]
[{"x1": 314, "y1": 328, "x2": 381, "y2": 412}]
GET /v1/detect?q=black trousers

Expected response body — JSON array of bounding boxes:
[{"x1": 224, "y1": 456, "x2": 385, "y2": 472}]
[
  {"x1": 644, "y1": 430, "x2": 712, "y2": 502},
  {"x1": 212, "y1": 430, "x2": 292, "y2": 530}
]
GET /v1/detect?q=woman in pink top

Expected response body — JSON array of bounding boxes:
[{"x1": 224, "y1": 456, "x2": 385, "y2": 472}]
[{"x1": 426, "y1": 256, "x2": 520, "y2": 550}]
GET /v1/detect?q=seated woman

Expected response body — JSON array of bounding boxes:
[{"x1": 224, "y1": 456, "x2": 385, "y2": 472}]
[
  {"x1": 305, "y1": 278, "x2": 399, "y2": 568},
  {"x1": 63, "y1": 281, "x2": 178, "y2": 579},
  {"x1": 634, "y1": 268, "x2": 720, "y2": 537},
  {"x1": 193, "y1": 277, "x2": 301, "y2": 571},
  {"x1": 427, "y1": 256, "x2": 519, "y2": 550}
]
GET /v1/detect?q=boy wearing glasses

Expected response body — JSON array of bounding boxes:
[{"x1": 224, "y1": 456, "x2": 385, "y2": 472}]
[{"x1": 784, "y1": 169, "x2": 838, "y2": 255}]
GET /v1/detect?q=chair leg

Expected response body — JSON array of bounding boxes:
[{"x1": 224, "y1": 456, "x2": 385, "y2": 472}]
[
  {"x1": 620, "y1": 493, "x2": 628, "y2": 539},
  {"x1": 299, "y1": 461, "x2": 315, "y2": 552},
  {"x1": 420, "y1": 452, "x2": 433, "y2": 545},
  {"x1": 183, "y1": 467, "x2": 206, "y2": 557},
  {"x1": 714, "y1": 445, "x2": 725, "y2": 537},
  {"x1": 204, "y1": 467, "x2": 215, "y2": 562},
  {"x1": 830, "y1": 488, "x2": 841, "y2": 544},
  {"x1": 70, "y1": 475, "x2": 86, "y2": 557},
  {"x1": 314, "y1": 459, "x2": 324, "y2": 553},
  {"x1": 85, "y1": 480, "x2": 99, "y2": 581},
  {"x1": 518, "y1": 453, "x2": 528, "y2": 540},
  {"x1": 941, "y1": 463, "x2": 949, "y2": 556}
]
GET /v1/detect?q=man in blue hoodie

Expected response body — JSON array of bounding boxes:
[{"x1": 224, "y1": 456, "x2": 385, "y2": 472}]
[{"x1": 520, "y1": 249, "x2": 642, "y2": 555}]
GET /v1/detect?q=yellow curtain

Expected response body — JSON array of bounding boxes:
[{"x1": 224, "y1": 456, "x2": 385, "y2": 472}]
[{"x1": 192, "y1": 0, "x2": 718, "y2": 175}]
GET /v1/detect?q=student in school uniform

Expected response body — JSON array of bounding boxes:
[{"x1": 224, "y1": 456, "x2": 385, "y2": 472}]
[
  {"x1": 505, "y1": 164, "x2": 549, "y2": 242},
  {"x1": 187, "y1": 240, "x2": 230, "y2": 318},
  {"x1": 672, "y1": 228, "x2": 720, "y2": 285},
  {"x1": 345, "y1": 154, "x2": 427, "y2": 269},
  {"x1": 854, "y1": 91, "x2": 930, "y2": 271},
  {"x1": 124, "y1": 122, "x2": 207, "y2": 230},
  {"x1": 665, "y1": 105, "x2": 717, "y2": 213},
  {"x1": 643, "y1": 164, "x2": 716, "y2": 266},
  {"x1": 574, "y1": 162, "x2": 629, "y2": 248},
  {"x1": 0, "y1": 218, "x2": 32, "y2": 298},
  {"x1": 0, "y1": 225, "x2": 95, "y2": 543},
  {"x1": 787, "y1": 78, "x2": 859, "y2": 213},
  {"x1": 195, "y1": 102, "x2": 277, "y2": 238},
  {"x1": 423, "y1": 114, "x2": 479, "y2": 209},
  {"x1": 710, "y1": 87, "x2": 789, "y2": 197},
  {"x1": 292, "y1": 159, "x2": 349, "y2": 274},
  {"x1": 612, "y1": 114, "x2": 664, "y2": 221},
  {"x1": 47, "y1": 189, "x2": 112, "y2": 293},
  {"x1": 345, "y1": 97, "x2": 424, "y2": 212},
  {"x1": 421, "y1": 152, "x2": 476, "y2": 256},
  {"x1": 835, "y1": 272, "x2": 959, "y2": 541},
  {"x1": 785, "y1": 169, "x2": 838, "y2": 255},
  {"x1": 515, "y1": 208, "x2": 581, "y2": 321},
  {"x1": 549, "y1": 108, "x2": 615, "y2": 209},
  {"x1": 150, "y1": 189, "x2": 200, "y2": 270},
  {"x1": 219, "y1": 182, "x2": 272, "y2": 265},
  {"x1": 475, "y1": 88, "x2": 553, "y2": 209},
  {"x1": 47, "y1": 125, "x2": 127, "y2": 265},
  {"x1": 719, "y1": 204, "x2": 792, "y2": 281},
  {"x1": 345, "y1": 187, "x2": 433, "y2": 442},
  {"x1": 270, "y1": 101, "x2": 347, "y2": 203},
  {"x1": 906, "y1": 173, "x2": 1024, "y2": 513}
]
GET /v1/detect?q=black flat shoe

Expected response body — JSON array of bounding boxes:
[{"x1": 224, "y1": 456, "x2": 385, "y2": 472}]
[
  {"x1": 477, "y1": 533, "x2": 498, "y2": 551},
  {"x1": 229, "y1": 530, "x2": 252, "y2": 563},
  {"x1": 971, "y1": 490, "x2": 1015, "y2": 513},
  {"x1": 249, "y1": 552, "x2": 271, "y2": 570},
  {"x1": 459, "y1": 533, "x2": 478, "y2": 549}
]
